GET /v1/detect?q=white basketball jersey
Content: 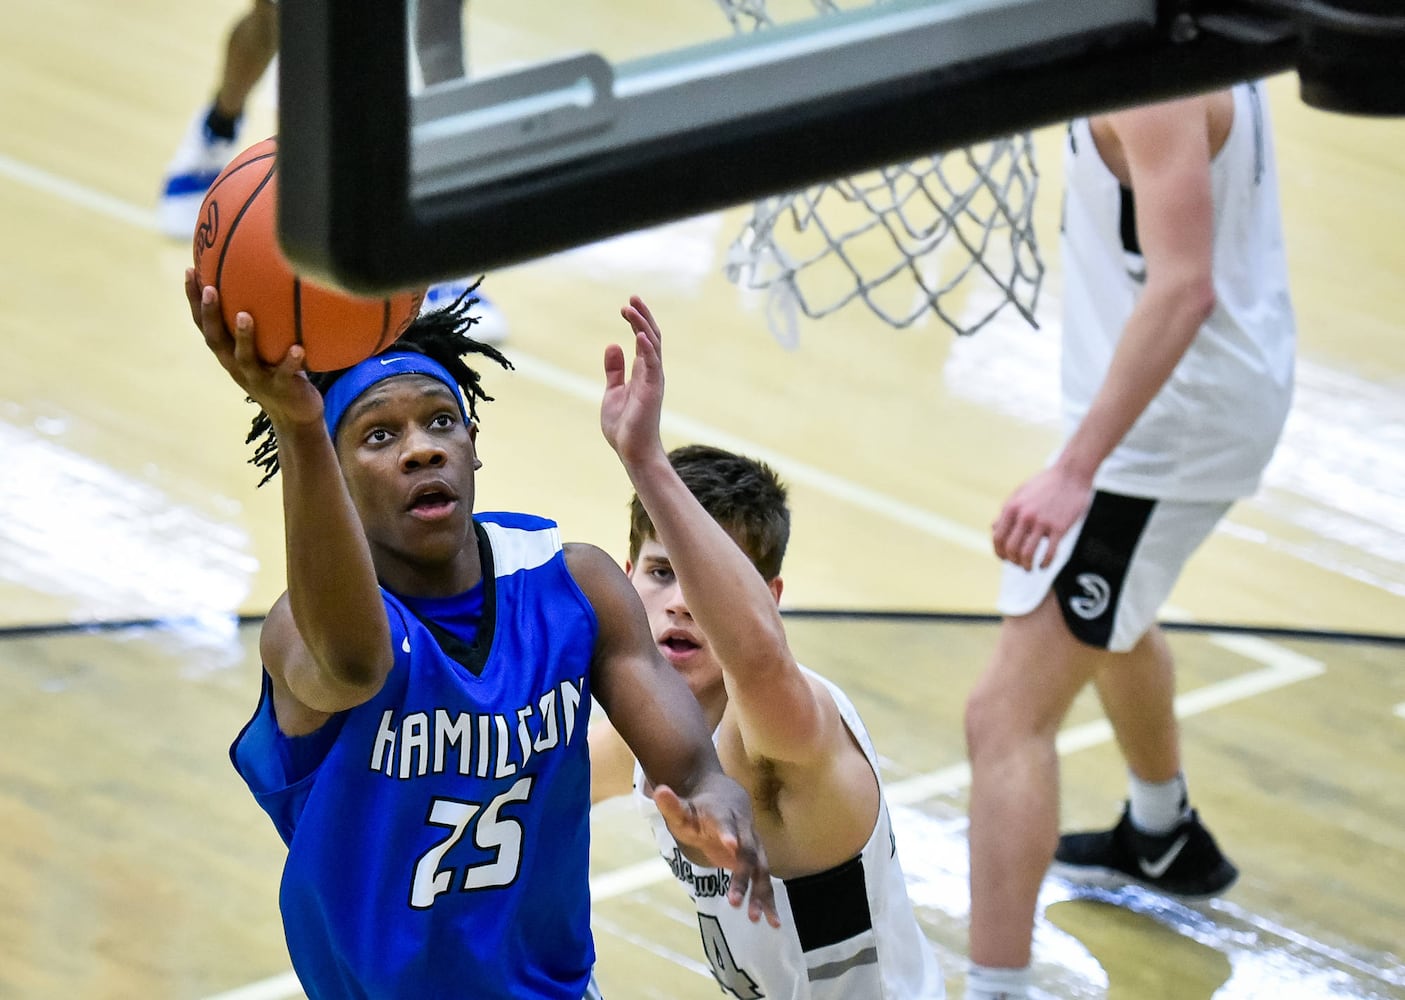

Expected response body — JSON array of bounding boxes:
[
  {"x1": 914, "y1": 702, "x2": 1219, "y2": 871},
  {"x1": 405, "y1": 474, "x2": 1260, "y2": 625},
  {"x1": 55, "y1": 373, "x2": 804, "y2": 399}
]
[
  {"x1": 1060, "y1": 80, "x2": 1296, "y2": 501},
  {"x1": 633, "y1": 669, "x2": 945, "y2": 999}
]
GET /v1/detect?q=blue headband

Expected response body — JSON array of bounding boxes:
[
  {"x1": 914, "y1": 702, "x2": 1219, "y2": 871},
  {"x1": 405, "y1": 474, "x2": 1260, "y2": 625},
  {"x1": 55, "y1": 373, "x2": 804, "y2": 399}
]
[{"x1": 322, "y1": 352, "x2": 469, "y2": 439}]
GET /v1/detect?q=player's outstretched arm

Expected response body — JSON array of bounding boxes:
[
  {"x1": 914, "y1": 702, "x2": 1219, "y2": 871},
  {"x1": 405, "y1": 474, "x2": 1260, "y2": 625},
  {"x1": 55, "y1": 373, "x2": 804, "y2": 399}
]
[
  {"x1": 568, "y1": 542, "x2": 779, "y2": 926},
  {"x1": 186, "y1": 270, "x2": 392, "y2": 719},
  {"x1": 600, "y1": 297, "x2": 838, "y2": 765}
]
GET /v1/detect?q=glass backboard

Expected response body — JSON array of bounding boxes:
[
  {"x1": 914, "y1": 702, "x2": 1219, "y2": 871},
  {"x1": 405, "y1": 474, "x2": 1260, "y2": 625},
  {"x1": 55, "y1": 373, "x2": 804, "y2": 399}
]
[{"x1": 275, "y1": 0, "x2": 1403, "y2": 294}]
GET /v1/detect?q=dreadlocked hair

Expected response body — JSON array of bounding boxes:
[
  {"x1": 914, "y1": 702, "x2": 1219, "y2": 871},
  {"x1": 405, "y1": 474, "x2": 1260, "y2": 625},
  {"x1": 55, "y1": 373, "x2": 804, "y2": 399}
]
[{"x1": 246, "y1": 281, "x2": 513, "y2": 486}]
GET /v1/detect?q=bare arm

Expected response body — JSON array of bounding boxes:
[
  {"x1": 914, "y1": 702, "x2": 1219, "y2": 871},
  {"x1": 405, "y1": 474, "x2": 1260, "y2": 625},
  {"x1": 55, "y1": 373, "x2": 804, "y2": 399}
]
[
  {"x1": 600, "y1": 298, "x2": 838, "y2": 765},
  {"x1": 189, "y1": 271, "x2": 392, "y2": 723},
  {"x1": 993, "y1": 95, "x2": 1218, "y2": 569},
  {"x1": 567, "y1": 542, "x2": 778, "y2": 925},
  {"x1": 1057, "y1": 97, "x2": 1218, "y2": 481},
  {"x1": 588, "y1": 717, "x2": 638, "y2": 805},
  {"x1": 569, "y1": 543, "x2": 731, "y2": 801}
]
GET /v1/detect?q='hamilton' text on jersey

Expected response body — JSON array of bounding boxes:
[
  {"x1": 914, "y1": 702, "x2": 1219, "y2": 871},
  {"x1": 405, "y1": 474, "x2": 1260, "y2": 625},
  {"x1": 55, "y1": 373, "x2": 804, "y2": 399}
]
[{"x1": 368, "y1": 676, "x2": 586, "y2": 781}]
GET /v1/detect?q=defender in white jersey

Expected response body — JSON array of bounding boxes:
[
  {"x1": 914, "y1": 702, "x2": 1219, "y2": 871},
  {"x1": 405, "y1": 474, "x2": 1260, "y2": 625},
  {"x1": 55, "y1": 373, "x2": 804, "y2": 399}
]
[
  {"x1": 591, "y1": 297, "x2": 945, "y2": 999},
  {"x1": 962, "y1": 84, "x2": 1295, "y2": 1000},
  {"x1": 633, "y1": 671, "x2": 941, "y2": 999}
]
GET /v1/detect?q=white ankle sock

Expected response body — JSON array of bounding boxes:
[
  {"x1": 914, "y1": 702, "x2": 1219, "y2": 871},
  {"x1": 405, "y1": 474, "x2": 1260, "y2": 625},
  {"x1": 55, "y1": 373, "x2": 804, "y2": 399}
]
[
  {"x1": 966, "y1": 962, "x2": 1030, "y2": 1000},
  {"x1": 1127, "y1": 771, "x2": 1190, "y2": 834}
]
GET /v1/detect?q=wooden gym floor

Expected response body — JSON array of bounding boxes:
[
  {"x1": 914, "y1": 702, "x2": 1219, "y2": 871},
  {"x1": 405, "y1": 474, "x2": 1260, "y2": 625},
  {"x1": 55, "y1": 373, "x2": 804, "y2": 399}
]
[{"x1": 1, "y1": 1, "x2": 1402, "y2": 997}]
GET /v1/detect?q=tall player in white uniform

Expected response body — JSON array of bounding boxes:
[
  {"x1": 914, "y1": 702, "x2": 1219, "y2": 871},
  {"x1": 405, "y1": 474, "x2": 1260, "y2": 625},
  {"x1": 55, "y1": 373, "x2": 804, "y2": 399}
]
[
  {"x1": 591, "y1": 298, "x2": 946, "y2": 1000},
  {"x1": 961, "y1": 82, "x2": 1296, "y2": 1000}
]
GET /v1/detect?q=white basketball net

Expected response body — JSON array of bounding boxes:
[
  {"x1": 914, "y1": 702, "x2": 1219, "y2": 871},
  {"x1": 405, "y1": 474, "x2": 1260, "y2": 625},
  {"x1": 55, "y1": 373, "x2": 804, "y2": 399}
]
[{"x1": 715, "y1": 0, "x2": 1044, "y2": 346}]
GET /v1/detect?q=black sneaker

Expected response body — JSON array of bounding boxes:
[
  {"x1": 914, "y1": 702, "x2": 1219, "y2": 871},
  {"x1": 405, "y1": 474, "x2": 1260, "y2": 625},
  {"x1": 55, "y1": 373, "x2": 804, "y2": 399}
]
[{"x1": 1051, "y1": 804, "x2": 1239, "y2": 898}]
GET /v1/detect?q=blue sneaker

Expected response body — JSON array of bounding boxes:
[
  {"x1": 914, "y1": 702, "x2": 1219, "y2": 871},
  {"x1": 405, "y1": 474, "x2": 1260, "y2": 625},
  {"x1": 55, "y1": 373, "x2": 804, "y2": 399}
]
[
  {"x1": 159, "y1": 107, "x2": 240, "y2": 240},
  {"x1": 421, "y1": 278, "x2": 508, "y2": 344}
]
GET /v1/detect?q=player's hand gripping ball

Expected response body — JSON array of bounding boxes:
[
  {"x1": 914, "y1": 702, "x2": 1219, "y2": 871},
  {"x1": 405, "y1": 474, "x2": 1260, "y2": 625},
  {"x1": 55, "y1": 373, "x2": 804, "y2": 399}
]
[{"x1": 192, "y1": 137, "x2": 425, "y2": 371}]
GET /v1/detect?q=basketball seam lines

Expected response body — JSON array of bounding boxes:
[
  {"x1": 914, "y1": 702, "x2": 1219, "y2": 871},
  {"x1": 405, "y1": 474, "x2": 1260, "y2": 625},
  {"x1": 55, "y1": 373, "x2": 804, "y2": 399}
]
[
  {"x1": 292, "y1": 278, "x2": 304, "y2": 349},
  {"x1": 199, "y1": 144, "x2": 413, "y2": 367},
  {"x1": 213, "y1": 157, "x2": 278, "y2": 293},
  {"x1": 377, "y1": 299, "x2": 393, "y2": 353}
]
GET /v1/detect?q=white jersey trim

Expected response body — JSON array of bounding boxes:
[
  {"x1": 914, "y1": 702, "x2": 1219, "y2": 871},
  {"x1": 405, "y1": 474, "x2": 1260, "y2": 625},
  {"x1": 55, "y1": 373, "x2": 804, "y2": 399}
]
[{"x1": 480, "y1": 521, "x2": 561, "y2": 576}]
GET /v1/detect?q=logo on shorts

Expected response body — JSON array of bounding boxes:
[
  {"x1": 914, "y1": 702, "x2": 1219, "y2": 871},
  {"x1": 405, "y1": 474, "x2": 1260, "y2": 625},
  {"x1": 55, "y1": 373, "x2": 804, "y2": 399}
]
[{"x1": 1069, "y1": 573, "x2": 1111, "y2": 620}]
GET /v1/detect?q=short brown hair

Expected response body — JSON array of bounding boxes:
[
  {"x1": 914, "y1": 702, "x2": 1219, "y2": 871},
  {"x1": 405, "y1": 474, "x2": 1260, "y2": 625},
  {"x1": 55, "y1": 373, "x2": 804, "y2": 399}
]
[{"x1": 628, "y1": 444, "x2": 790, "y2": 580}]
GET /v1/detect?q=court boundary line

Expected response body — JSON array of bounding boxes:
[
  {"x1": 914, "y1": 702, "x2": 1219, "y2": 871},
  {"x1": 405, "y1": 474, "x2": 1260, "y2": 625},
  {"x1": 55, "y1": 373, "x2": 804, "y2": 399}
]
[
  {"x1": 4, "y1": 610, "x2": 1403, "y2": 647},
  {"x1": 0, "y1": 151, "x2": 160, "y2": 231},
  {"x1": 782, "y1": 611, "x2": 1405, "y2": 647},
  {"x1": 591, "y1": 635, "x2": 1325, "y2": 891}
]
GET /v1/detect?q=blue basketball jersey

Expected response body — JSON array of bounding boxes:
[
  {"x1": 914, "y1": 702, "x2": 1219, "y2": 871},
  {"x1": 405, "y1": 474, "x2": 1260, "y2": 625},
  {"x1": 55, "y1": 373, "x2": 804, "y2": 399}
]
[{"x1": 231, "y1": 512, "x2": 599, "y2": 1000}]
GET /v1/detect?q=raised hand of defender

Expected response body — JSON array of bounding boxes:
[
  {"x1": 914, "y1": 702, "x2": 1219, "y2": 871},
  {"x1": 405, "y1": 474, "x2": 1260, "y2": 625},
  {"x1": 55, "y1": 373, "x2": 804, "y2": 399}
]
[
  {"x1": 992, "y1": 464, "x2": 1094, "y2": 570},
  {"x1": 600, "y1": 295, "x2": 666, "y2": 468},
  {"x1": 653, "y1": 775, "x2": 781, "y2": 928},
  {"x1": 184, "y1": 268, "x2": 324, "y2": 429}
]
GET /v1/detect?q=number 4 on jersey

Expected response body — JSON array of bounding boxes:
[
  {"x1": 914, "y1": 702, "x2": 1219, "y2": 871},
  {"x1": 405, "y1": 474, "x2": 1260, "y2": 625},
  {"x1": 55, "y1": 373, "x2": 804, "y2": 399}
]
[{"x1": 698, "y1": 914, "x2": 762, "y2": 999}]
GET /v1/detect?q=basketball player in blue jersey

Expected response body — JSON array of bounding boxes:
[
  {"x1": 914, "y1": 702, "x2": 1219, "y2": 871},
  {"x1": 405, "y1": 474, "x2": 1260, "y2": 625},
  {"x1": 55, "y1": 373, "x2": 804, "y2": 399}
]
[
  {"x1": 183, "y1": 270, "x2": 777, "y2": 1000},
  {"x1": 590, "y1": 297, "x2": 946, "y2": 998},
  {"x1": 962, "y1": 83, "x2": 1295, "y2": 1000}
]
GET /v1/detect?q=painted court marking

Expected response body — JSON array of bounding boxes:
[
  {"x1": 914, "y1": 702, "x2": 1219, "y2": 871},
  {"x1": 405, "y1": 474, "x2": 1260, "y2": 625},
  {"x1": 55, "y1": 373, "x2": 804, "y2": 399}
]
[
  {"x1": 0, "y1": 152, "x2": 992, "y2": 556},
  {"x1": 199, "y1": 974, "x2": 305, "y2": 1000},
  {"x1": 591, "y1": 634, "x2": 1325, "y2": 895},
  {"x1": 0, "y1": 149, "x2": 1335, "y2": 1000},
  {"x1": 0, "y1": 152, "x2": 159, "y2": 233},
  {"x1": 511, "y1": 354, "x2": 993, "y2": 553}
]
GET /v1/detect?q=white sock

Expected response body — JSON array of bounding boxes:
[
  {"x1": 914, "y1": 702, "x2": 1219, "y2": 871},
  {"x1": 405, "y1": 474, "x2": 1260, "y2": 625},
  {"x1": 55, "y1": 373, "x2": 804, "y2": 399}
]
[
  {"x1": 966, "y1": 962, "x2": 1030, "y2": 1000},
  {"x1": 1127, "y1": 771, "x2": 1190, "y2": 834}
]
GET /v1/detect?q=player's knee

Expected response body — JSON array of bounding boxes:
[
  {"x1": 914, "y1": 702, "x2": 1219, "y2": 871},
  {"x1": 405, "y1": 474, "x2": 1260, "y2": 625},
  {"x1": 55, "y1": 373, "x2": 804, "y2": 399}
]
[
  {"x1": 965, "y1": 649, "x2": 1077, "y2": 761},
  {"x1": 964, "y1": 677, "x2": 1018, "y2": 761}
]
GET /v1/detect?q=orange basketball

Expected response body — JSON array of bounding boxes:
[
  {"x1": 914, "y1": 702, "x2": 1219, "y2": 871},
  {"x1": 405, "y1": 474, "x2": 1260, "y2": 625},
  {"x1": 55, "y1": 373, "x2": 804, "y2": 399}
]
[{"x1": 192, "y1": 137, "x2": 425, "y2": 372}]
